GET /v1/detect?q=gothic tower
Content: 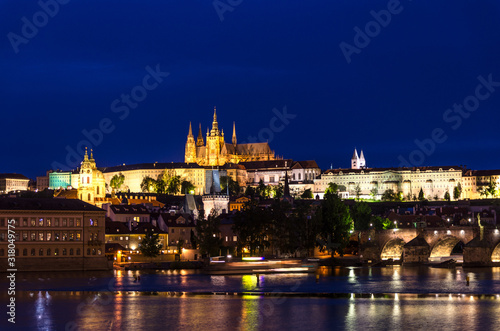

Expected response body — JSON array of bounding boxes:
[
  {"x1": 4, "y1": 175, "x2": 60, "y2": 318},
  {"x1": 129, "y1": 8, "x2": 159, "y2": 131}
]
[
  {"x1": 196, "y1": 123, "x2": 204, "y2": 147},
  {"x1": 206, "y1": 107, "x2": 224, "y2": 166},
  {"x1": 185, "y1": 122, "x2": 197, "y2": 163},
  {"x1": 232, "y1": 121, "x2": 237, "y2": 147}
]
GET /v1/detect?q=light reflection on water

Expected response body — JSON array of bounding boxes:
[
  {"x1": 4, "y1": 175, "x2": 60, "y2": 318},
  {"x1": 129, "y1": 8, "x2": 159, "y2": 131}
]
[
  {"x1": 7, "y1": 291, "x2": 500, "y2": 330},
  {"x1": 5, "y1": 267, "x2": 500, "y2": 329}
]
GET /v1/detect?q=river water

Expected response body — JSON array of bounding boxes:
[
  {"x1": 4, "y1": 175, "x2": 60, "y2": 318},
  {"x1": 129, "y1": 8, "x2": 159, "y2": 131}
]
[{"x1": 3, "y1": 266, "x2": 500, "y2": 330}]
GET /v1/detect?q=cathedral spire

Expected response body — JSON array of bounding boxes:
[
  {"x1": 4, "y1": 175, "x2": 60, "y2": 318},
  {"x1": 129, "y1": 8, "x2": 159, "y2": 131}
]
[
  {"x1": 232, "y1": 121, "x2": 237, "y2": 146},
  {"x1": 84, "y1": 147, "x2": 88, "y2": 161},
  {"x1": 211, "y1": 106, "x2": 219, "y2": 134},
  {"x1": 196, "y1": 123, "x2": 204, "y2": 147},
  {"x1": 188, "y1": 122, "x2": 193, "y2": 137}
]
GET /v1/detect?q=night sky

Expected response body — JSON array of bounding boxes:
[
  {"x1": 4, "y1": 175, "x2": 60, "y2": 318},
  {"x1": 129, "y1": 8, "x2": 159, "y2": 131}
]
[{"x1": 2, "y1": 0, "x2": 500, "y2": 179}]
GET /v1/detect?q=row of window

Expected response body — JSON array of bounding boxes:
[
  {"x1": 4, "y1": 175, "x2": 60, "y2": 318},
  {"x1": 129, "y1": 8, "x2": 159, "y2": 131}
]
[
  {"x1": 1, "y1": 218, "x2": 99, "y2": 228},
  {"x1": 0, "y1": 248, "x2": 102, "y2": 256},
  {"x1": 107, "y1": 236, "x2": 129, "y2": 241},
  {"x1": 0, "y1": 218, "x2": 89, "y2": 227},
  {"x1": 0, "y1": 231, "x2": 83, "y2": 242}
]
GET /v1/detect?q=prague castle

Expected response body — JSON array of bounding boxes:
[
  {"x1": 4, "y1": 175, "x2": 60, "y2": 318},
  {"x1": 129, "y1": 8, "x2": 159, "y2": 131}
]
[{"x1": 185, "y1": 108, "x2": 278, "y2": 166}]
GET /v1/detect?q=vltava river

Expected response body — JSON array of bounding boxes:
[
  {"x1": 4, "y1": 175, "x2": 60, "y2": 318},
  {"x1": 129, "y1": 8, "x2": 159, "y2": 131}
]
[{"x1": 3, "y1": 266, "x2": 500, "y2": 330}]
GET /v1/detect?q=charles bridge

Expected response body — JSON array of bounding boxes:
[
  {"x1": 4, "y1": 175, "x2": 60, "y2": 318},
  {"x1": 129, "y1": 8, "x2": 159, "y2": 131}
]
[{"x1": 358, "y1": 226, "x2": 500, "y2": 266}]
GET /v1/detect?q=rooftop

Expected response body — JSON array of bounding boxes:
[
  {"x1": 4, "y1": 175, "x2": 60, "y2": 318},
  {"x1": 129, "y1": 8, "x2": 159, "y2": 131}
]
[{"x1": 0, "y1": 197, "x2": 104, "y2": 212}]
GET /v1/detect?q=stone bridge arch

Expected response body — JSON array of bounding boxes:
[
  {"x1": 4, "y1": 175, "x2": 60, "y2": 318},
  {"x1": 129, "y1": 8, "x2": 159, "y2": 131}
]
[
  {"x1": 490, "y1": 240, "x2": 500, "y2": 263},
  {"x1": 429, "y1": 235, "x2": 462, "y2": 259},
  {"x1": 380, "y1": 238, "x2": 406, "y2": 260}
]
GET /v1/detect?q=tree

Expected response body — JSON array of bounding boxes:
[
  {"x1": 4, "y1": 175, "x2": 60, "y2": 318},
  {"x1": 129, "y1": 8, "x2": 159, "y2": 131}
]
[
  {"x1": 379, "y1": 217, "x2": 394, "y2": 230},
  {"x1": 273, "y1": 183, "x2": 284, "y2": 199},
  {"x1": 233, "y1": 200, "x2": 271, "y2": 256},
  {"x1": 325, "y1": 182, "x2": 338, "y2": 195},
  {"x1": 478, "y1": 186, "x2": 488, "y2": 198},
  {"x1": 453, "y1": 183, "x2": 462, "y2": 200},
  {"x1": 268, "y1": 200, "x2": 294, "y2": 255},
  {"x1": 370, "y1": 187, "x2": 378, "y2": 200},
  {"x1": 444, "y1": 191, "x2": 450, "y2": 202},
  {"x1": 220, "y1": 176, "x2": 240, "y2": 196},
  {"x1": 190, "y1": 229, "x2": 197, "y2": 249},
  {"x1": 110, "y1": 173, "x2": 125, "y2": 192},
  {"x1": 350, "y1": 202, "x2": 372, "y2": 231},
  {"x1": 256, "y1": 179, "x2": 268, "y2": 198},
  {"x1": 140, "y1": 176, "x2": 156, "y2": 193},
  {"x1": 315, "y1": 190, "x2": 353, "y2": 257},
  {"x1": 418, "y1": 188, "x2": 425, "y2": 201},
  {"x1": 486, "y1": 181, "x2": 497, "y2": 198},
  {"x1": 301, "y1": 188, "x2": 313, "y2": 199},
  {"x1": 181, "y1": 180, "x2": 196, "y2": 194},
  {"x1": 138, "y1": 229, "x2": 163, "y2": 261},
  {"x1": 155, "y1": 175, "x2": 166, "y2": 194},
  {"x1": 166, "y1": 175, "x2": 181, "y2": 195},
  {"x1": 244, "y1": 186, "x2": 256, "y2": 198},
  {"x1": 381, "y1": 189, "x2": 397, "y2": 201},
  {"x1": 195, "y1": 210, "x2": 222, "y2": 257},
  {"x1": 354, "y1": 184, "x2": 361, "y2": 201}
]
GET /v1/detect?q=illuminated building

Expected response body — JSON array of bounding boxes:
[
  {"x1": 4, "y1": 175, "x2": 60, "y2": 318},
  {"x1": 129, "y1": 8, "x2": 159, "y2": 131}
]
[
  {"x1": 0, "y1": 197, "x2": 108, "y2": 271},
  {"x1": 202, "y1": 169, "x2": 229, "y2": 218},
  {"x1": 36, "y1": 172, "x2": 50, "y2": 191},
  {"x1": 158, "y1": 213, "x2": 195, "y2": 250},
  {"x1": 105, "y1": 220, "x2": 167, "y2": 252},
  {"x1": 315, "y1": 151, "x2": 463, "y2": 200},
  {"x1": 229, "y1": 196, "x2": 250, "y2": 211},
  {"x1": 48, "y1": 171, "x2": 72, "y2": 189},
  {"x1": 0, "y1": 173, "x2": 29, "y2": 194},
  {"x1": 185, "y1": 108, "x2": 278, "y2": 166},
  {"x1": 102, "y1": 163, "x2": 206, "y2": 195},
  {"x1": 53, "y1": 149, "x2": 106, "y2": 207}
]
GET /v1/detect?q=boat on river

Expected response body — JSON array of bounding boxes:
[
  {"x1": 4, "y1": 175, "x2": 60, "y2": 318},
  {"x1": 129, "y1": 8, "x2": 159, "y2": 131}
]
[{"x1": 205, "y1": 257, "x2": 318, "y2": 275}]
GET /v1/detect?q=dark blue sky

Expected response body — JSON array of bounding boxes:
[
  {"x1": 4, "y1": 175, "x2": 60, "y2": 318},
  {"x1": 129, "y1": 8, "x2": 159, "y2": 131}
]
[{"x1": 2, "y1": 0, "x2": 500, "y2": 179}]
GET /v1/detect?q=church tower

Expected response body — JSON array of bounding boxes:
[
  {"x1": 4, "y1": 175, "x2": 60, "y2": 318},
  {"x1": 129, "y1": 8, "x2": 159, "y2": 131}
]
[
  {"x1": 185, "y1": 122, "x2": 197, "y2": 163},
  {"x1": 359, "y1": 150, "x2": 366, "y2": 168},
  {"x1": 206, "y1": 107, "x2": 223, "y2": 166},
  {"x1": 78, "y1": 148, "x2": 105, "y2": 204},
  {"x1": 351, "y1": 148, "x2": 359, "y2": 169}
]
